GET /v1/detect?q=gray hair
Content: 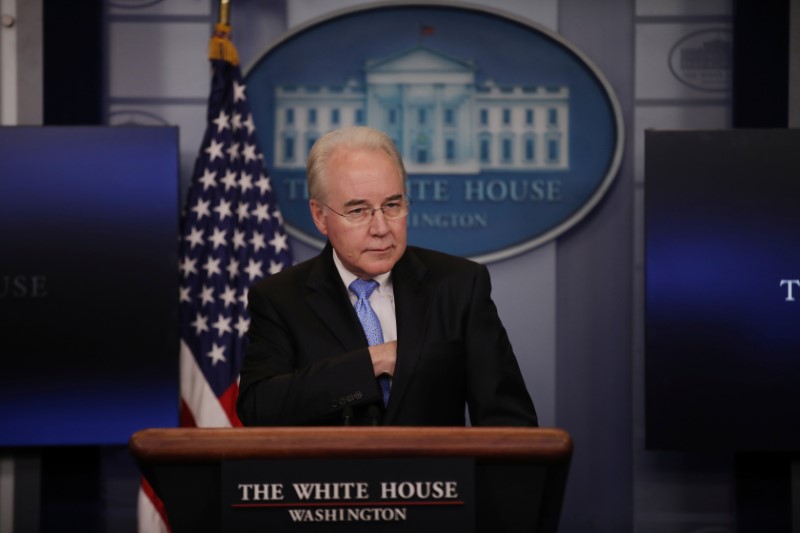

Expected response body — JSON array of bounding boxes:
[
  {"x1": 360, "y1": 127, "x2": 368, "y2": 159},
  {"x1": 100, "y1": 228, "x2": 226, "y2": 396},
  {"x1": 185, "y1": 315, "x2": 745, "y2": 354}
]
[{"x1": 306, "y1": 126, "x2": 407, "y2": 201}]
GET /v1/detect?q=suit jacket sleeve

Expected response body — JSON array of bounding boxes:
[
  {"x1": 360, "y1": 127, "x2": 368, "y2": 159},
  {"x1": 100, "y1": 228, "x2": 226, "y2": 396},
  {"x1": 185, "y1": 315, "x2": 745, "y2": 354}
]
[
  {"x1": 236, "y1": 265, "x2": 383, "y2": 426},
  {"x1": 463, "y1": 263, "x2": 538, "y2": 427}
]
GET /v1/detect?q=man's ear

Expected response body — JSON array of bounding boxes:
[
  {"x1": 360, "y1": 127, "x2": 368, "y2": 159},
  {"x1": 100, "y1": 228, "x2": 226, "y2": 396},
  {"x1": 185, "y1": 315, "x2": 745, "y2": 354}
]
[{"x1": 309, "y1": 200, "x2": 329, "y2": 236}]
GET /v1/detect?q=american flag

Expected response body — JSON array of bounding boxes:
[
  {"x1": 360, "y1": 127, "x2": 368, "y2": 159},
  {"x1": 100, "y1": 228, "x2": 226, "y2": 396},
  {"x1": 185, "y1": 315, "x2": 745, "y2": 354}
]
[
  {"x1": 175, "y1": 45, "x2": 292, "y2": 430},
  {"x1": 138, "y1": 24, "x2": 292, "y2": 532}
]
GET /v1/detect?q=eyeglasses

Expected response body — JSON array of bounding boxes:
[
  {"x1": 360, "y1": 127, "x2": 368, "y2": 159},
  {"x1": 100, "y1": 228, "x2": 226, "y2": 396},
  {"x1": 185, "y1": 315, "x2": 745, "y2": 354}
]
[{"x1": 320, "y1": 197, "x2": 411, "y2": 225}]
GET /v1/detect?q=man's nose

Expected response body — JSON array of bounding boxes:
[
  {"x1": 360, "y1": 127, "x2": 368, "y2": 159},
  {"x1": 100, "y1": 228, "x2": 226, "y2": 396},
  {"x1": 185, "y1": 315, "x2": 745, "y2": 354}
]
[{"x1": 368, "y1": 208, "x2": 390, "y2": 235}]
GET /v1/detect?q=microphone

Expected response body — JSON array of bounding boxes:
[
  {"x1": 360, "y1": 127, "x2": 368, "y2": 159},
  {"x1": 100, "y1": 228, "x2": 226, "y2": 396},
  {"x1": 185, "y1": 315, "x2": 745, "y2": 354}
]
[
  {"x1": 367, "y1": 404, "x2": 380, "y2": 426},
  {"x1": 342, "y1": 406, "x2": 354, "y2": 426}
]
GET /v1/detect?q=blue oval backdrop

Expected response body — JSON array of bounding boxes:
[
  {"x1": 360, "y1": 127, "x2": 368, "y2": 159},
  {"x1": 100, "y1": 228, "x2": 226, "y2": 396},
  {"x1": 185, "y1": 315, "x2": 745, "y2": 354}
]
[{"x1": 245, "y1": 3, "x2": 623, "y2": 262}]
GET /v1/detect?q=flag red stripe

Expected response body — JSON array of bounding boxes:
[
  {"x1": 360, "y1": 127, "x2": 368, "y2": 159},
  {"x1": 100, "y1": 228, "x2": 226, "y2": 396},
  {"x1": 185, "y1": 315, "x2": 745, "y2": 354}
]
[
  {"x1": 219, "y1": 381, "x2": 243, "y2": 427},
  {"x1": 141, "y1": 475, "x2": 171, "y2": 529},
  {"x1": 179, "y1": 397, "x2": 198, "y2": 428}
]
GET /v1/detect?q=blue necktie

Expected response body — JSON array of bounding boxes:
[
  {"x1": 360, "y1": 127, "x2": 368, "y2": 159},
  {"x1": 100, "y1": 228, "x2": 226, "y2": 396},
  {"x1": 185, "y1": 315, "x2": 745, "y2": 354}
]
[{"x1": 349, "y1": 278, "x2": 391, "y2": 406}]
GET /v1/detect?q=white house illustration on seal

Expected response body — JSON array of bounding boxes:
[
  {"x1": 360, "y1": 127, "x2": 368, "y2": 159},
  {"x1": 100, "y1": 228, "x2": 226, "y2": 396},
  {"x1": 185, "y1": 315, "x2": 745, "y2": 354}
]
[{"x1": 273, "y1": 46, "x2": 570, "y2": 174}]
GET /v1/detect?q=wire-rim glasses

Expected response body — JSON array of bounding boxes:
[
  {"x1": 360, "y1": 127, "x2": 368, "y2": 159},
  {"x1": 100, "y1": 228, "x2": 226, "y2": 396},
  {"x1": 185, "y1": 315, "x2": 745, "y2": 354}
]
[{"x1": 320, "y1": 197, "x2": 411, "y2": 226}]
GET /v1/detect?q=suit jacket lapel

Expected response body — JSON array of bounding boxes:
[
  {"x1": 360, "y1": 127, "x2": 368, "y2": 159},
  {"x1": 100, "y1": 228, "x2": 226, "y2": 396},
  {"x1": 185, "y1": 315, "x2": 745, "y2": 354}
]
[
  {"x1": 383, "y1": 248, "x2": 430, "y2": 423},
  {"x1": 305, "y1": 243, "x2": 366, "y2": 353}
]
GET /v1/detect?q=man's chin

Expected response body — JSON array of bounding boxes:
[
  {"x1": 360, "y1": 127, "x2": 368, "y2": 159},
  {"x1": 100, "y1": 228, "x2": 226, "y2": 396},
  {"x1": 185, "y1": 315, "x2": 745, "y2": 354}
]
[{"x1": 360, "y1": 254, "x2": 399, "y2": 276}]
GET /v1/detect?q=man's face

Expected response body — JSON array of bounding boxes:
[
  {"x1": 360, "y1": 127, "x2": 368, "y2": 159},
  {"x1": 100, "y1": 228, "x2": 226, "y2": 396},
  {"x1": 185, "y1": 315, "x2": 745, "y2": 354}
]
[{"x1": 310, "y1": 147, "x2": 407, "y2": 279}]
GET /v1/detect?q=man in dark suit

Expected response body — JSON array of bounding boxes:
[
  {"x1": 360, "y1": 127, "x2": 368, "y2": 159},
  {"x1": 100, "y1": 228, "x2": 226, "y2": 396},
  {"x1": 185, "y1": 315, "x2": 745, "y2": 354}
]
[{"x1": 237, "y1": 126, "x2": 536, "y2": 427}]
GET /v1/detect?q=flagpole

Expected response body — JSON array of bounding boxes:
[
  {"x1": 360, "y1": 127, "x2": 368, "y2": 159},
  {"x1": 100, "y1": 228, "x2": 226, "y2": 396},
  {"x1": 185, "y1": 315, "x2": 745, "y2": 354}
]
[
  {"x1": 210, "y1": 0, "x2": 238, "y2": 65},
  {"x1": 218, "y1": 0, "x2": 230, "y2": 25}
]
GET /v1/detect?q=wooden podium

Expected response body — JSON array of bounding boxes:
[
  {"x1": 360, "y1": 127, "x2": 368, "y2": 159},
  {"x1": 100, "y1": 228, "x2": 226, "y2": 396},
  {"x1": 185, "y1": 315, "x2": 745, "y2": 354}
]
[{"x1": 130, "y1": 427, "x2": 572, "y2": 532}]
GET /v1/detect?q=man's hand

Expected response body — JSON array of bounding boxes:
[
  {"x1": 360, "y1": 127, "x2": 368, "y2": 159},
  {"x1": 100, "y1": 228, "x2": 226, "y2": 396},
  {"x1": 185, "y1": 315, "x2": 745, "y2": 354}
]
[{"x1": 368, "y1": 340, "x2": 397, "y2": 377}]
